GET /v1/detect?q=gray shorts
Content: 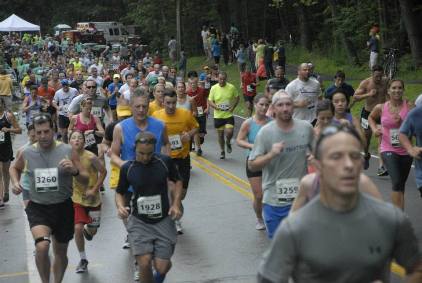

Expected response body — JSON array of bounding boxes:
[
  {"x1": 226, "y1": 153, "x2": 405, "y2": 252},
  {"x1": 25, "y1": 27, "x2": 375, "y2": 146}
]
[
  {"x1": 0, "y1": 96, "x2": 12, "y2": 110},
  {"x1": 127, "y1": 215, "x2": 177, "y2": 259}
]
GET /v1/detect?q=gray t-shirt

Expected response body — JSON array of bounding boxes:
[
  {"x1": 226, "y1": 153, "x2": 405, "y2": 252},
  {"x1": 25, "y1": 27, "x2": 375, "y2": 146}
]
[
  {"x1": 258, "y1": 193, "x2": 422, "y2": 283},
  {"x1": 68, "y1": 94, "x2": 108, "y2": 120},
  {"x1": 23, "y1": 142, "x2": 74, "y2": 205},
  {"x1": 249, "y1": 119, "x2": 313, "y2": 207},
  {"x1": 53, "y1": 87, "x2": 79, "y2": 116},
  {"x1": 285, "y1": 78, "x2": 321, "y2": 123}
]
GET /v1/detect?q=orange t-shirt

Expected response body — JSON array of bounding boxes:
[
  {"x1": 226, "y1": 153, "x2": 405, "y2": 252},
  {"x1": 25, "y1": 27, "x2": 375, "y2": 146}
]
[{"x1": 37, "y1": 86, "x2": 56, "y2": 102}]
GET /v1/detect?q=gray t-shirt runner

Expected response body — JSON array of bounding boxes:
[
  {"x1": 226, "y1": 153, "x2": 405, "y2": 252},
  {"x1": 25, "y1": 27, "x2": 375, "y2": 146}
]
[
  {"x1": 258, "y1": 193, "x2": 422, "y2": 283},
  {"x1": 249, "y1": 119, "x2": 313, "y2": 207},
  {"x1": 67, "y1": 93, "x2": 108, "y2": 120},
  {"x1": 23, "y1": 142, "x2": 74, "y2": 205}
]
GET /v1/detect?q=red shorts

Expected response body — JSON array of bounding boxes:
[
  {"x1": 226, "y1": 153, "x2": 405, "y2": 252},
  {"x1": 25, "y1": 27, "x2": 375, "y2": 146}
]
[{"x1": 73, "y1": 203, "x2": 101, "y2": 225}]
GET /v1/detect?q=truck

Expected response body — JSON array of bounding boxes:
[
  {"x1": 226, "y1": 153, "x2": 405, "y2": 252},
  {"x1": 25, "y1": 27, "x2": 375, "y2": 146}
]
[{"x1": 76, "y1": 22, "x2": 139, "y2": 44}]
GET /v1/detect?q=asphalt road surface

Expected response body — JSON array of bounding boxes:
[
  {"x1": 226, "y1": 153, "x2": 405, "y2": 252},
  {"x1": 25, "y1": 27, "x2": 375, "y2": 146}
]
[{"x1": 0, "y1": 114, "x2": 421, "y2": 283}]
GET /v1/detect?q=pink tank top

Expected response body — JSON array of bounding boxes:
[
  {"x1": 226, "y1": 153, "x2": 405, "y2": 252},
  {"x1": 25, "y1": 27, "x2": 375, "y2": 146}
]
[
  {"x1": 74, "y1": 114, "x2": 96, "y2": 133},
  {"x1": 380, "y1": 100, "x2": 409, "y2": 155}
]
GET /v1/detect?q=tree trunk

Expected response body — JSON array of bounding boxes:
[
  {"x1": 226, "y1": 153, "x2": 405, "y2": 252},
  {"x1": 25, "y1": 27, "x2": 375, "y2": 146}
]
[
  {"x1": 296, "y1": 3, "x2": 312, "y2": 51},
  {"x1": 399, "y1": 0, "x2": 422, "y2": 67}
]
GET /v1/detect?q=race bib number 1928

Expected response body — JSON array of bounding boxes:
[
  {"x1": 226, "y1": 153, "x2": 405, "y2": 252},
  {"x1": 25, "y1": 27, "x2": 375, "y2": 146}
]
[{"x1": 137, "y1": 195, "x2": 162, "y2": 219}]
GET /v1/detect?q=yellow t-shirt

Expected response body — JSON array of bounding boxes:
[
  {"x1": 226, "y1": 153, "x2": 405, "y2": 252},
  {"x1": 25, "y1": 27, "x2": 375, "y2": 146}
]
[
  {"x1": 152, "y1": 108, "x2": 199, "y2": 159},
  {"x1": 72, "y1": 61, "x2": 83, "y2": 72},
  {"x1": 72, "y1": 150, "x2": 101, "y2": 207},
  {"x1": 148, "y1": 100, "x2": 163, "y2": 115},
  {"x1": 208, "y1": 82, "x2": 238, "y2": 119}
]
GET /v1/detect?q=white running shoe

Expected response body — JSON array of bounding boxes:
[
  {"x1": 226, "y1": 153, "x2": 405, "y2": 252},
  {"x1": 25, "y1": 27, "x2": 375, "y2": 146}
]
[{"x1": 255, "y1": 219, "x2": 266, "y2": 230}]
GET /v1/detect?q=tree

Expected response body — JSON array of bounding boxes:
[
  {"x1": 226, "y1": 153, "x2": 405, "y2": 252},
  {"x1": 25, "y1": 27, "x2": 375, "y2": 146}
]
[{"x1": 399, "y1": 0, "x2": 422, "y2": 67}]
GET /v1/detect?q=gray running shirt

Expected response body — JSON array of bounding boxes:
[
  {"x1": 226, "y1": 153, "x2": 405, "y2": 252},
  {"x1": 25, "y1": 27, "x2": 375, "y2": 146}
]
[
  {"x1": 249, "y1": 119, "x2": 313, "y2": 207},
  {"x1": 67, "y1": 94, "x2": 108, "y2": 119},
  {"x1": 258, "y1": 193, "x2": 422, "y2": 283},
  {"x1": 23, "y1": 142, "x2": 74, "y2": 204}
]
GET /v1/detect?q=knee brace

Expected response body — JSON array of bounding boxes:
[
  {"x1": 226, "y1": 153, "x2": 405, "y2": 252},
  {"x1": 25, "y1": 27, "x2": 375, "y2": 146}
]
[{"x1": 34, "y1": 236, "x2": 51, "y2": 246}]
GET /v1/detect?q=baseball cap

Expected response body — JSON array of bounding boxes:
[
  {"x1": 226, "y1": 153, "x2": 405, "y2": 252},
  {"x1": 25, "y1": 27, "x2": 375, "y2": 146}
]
[
  {"x1": 61, "y1": 79, "x2": 69, "y2": 86},
  {"x1": 113, "y1": 74, "x2": 121, "y2": 79},
  {"x1": 116, "y1": 105, "x2": 132, "y2": 119}
]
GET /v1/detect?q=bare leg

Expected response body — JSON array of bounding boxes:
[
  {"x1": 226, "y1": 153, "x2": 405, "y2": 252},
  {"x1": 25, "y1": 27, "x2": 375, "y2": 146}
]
[
  {"x1": 391, "y1": 191, "x2": 404, "y2": 210},
  {"x1": 249, "y1": 177, "x2": 263, "y2": 220},
  {"x1": 31, "y1": 225, "x2": 52, "y2": 283},
  {"x1": 52, "y1": 238, "x2": 69, "y2": 283},
  {"x1": 74, "y1": 223, "x2": 85, "y2": 253},
  {"x1": 137, "y1": 254, "x2": 154, "y2": 283}
]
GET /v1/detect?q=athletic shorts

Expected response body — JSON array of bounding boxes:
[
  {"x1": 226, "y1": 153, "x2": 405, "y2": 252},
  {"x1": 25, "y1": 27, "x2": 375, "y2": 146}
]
[
  {"x1": 246, "y1": 158, "x2": 262, "y2": 178},
  {"x1": 262, "y1": 203, "x2": 291, "y2": 239},
  {"x1": 109, "y1": 105, "x2": 117, "y2": 110},
  {"x1": 381, "y1": 152, "x2": 413, "y2": 192},
  {"x1": 195, "y1": 115, "x2": 207, "y2": 134},
  {"x1": 109, "y1": 164, "x2": 120, "y2": 190},
  {"x1": 73, "y1": 203, "x2": 101, "y2": 226},
  {"x1": 173, "y1": 156, "x2": 191, "y2": 189},
  {"x1": 58, "y1": 115, "x2": 70, "y2": 129},
  {"x1": 214, "y1": 116, "x2": 235, "y2": 130},
  {"x1": 360, "y1": 108, "x2": 371, "y2": 130},
  {"x1": 25, "y1": 198, "x2": 74, "y2": 243},
  {"x1": 243, "y1": 95, "x2": 255, "y2": 105},
  {"x1": 127, "y1": 215, "x2": 176, "y2": 259},
  {"x1": 0, "y1": 96, "x2": 12, "y2": 110}
]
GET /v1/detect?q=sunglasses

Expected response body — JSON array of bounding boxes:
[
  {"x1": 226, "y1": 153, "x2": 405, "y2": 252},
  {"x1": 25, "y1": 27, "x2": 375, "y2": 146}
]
[
  {"x1": 86, "y1": 85, "x2": 96, "y2": 89},
  {"x1": 314, "y1": 124, "x2": 362, "y2": 159}
]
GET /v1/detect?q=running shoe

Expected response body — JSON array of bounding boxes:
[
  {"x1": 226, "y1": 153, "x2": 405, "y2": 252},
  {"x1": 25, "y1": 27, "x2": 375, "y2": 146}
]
[
  {"x1": 133, "y1": 263, "x2": 140, "y2": 281},
  {"x1": 196, "y1": 148, "x2": 203, "y2": 156},
  {"x1": 377, "y1": 166, "x2": 388, "y2": 177},
  {"x1": 76, "y1": 259, "x2": 88, "y2": 273},
  {"x1": 3, "y1": 192, "x2": 9, "y2": 203},
  {"x1": 83, "y1": 226, "x2": 93, "y2": 241},
  {"x1": 226, "y1": 141, "x2": 232, "y2": 153},
  {"x1": 255, "y1": 219, "x2": 266, "y2": 230},
  {"x1": 122, "y1": 236, "x2": 131, "y2": 249},
  {"x1": 175, "y1": 220, "x2": 183, "y2": 235},
  {"x1": 363, "y1": 153, "x2": 371, "y2": 170},
  {"x1": 220, "y1": 151, "x2": 225, "y2": 159}
]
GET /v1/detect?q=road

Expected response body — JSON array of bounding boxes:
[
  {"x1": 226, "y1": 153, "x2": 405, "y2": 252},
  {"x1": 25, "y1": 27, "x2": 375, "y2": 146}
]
[{"x1": 0, "y1": 114, "x2": 421, "y2": 283}]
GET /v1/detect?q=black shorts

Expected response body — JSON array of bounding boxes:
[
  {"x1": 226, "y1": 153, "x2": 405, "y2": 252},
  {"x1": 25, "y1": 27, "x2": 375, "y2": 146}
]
[
  {"x1": 58, "y1": 115, "x2": 70, "y2": 129},
  {"x1": 360, "y1": 108, "x2": 371, "y2": 130},
  {"x1": 214, "y1": 116, "x2": 235, "y2": 129},
  {"x1": 173, "y1": 156, "x2": 191, "y2": 189},
  {"x1": 109, "y1": 105, "x2": 117, "y2": 110},
  {"x1": 243, "y1": 95, "x2": 255, "y2": 105},
  {"x1": 195, "y1": 115, "x2": 207, "y2": 134},
  {"x1": 246, "y1": 158, "x2": 262, "y2": 178},
  {"x1": 381, "y1": 152, "x2": 413, "y2": 192},
  {"x1": 25, "y1": 198, "x2": 74, "y2": 243},
  {"x1": 47, "y1": 106, "x2": 56, "y2": 116}
]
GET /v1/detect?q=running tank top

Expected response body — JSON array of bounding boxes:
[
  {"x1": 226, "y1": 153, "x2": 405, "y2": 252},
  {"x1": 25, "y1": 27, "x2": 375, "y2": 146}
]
[
  {"x1": 74, "y1": 114, "x2": 96, "y2": 132},
  {"x1": 177, "y1": 98, "x2": 191, "y2": 111},
  {"x1": 120, "y1": 117, "x2": 165, "y2": 160},
  {"x1": 25, "y1": 96, "x2": 42, "y2": 124},
  {"x1": 0, "y1": 111, "x2": 12, "y2": 146},
  {"x1": 380, "y1": 101, "x2": 409, "y2": 155},
  {"x1": 246, "y1": 116, "x2": 271, "y2": 155}
]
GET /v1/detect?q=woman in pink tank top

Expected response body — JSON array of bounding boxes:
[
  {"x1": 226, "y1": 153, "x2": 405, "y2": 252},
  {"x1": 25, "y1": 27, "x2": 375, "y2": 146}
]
[
  {"x1": 368, "y1": 79, "x2": 414, "y2": 209},
  {"x1": 68, "y1": 97, "x2": 105, "y2": 155}
]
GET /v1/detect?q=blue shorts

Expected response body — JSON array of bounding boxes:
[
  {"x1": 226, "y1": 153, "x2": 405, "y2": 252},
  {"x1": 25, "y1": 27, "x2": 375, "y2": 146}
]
[{"x1": 263, "y1": 204, "x2": 291, "y2": 239}]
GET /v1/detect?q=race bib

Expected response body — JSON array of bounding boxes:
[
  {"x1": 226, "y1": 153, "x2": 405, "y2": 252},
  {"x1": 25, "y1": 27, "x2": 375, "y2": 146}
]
[
  {"x1": 197, "y1": 106, "x2": 204, "y2": 116},
  {"x1": 91, "y1": 106, "x2": 102, "y2": 118},
  {"x1": 276, "y1": 178, "x2": 299, "y2": 203},
  {"x1": 246, "y1": 84, "x2": 254, "y2": 92},
  {"x1": 218, "y1": 102, "x2": 230, "y2": 111},
  {"x1": 34, "y1": 168, "x2": 59, "y2": 193},
  {"x1": 0, "y1": 131, "x2": 4, "y2": 143},
  {"x1": 205, "y1": 81, "x2": 211, "y2": 89},
  {"x1": 85, "y1": 132, "x2": 96, "y2": 148},
  {"x1": 88, "y1": 210, "x2": 101, "y2": 228},
  {"x1": 361, "y1": 117, "x2": 369, "y2": 130},
  {"x1": 62, "y1": 104, "x2": 69, "y2": 113},
  {"x1": 137, "y1": 195, "x2": 162, "y2": 219},
  {"x1": 169, "y1": 135, "x2": 182, "y2": 151},
  {"x1": 390, "y1": 128, "x2": 400, "y2": 147}
]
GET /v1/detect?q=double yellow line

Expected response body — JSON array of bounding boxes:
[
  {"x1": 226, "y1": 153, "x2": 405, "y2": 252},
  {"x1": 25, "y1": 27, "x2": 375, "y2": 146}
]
[{"x1": 191, "y1": 153, "x2": 406, "y2": 279}]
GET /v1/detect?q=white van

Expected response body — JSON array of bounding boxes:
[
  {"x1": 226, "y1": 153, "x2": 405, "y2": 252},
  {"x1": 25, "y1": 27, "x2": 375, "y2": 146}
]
[{"x1": 91, "y1": 22, "x2": 129, "y2": 43}]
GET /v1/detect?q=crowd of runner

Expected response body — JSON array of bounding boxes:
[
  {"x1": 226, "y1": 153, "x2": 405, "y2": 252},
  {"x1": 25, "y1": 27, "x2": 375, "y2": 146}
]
[{"x1": 0, "y1": 29, "x2": 422, "y2": 283}]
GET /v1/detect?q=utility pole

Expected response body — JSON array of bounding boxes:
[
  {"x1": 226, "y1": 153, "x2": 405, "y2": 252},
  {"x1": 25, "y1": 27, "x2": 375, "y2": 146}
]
[{"x1": 176, "y1": 0, "x2": 181, "y2": 63}]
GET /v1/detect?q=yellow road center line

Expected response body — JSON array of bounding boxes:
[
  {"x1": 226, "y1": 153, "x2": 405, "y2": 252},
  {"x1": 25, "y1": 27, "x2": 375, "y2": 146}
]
[
  {"x1": 0, "y1": 271, "x2": 28, "y2": 278},
  {"x1": 191, "y1": 159, "x2": 253, "y2": 200},
  {"x1": 192, "y1": 154, "x2": 251, "y2": 188}
]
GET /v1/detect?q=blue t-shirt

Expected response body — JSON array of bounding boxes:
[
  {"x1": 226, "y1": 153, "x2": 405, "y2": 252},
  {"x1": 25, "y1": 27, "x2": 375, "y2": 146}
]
[
  {"x1": 212, "y1": 43, "x2": 221, "y2": 57},
  {"x1": 400, "y1": 106, "x2": 422, "y2": 187},
  {"x1": 325, "y1": 83, "x2": 355, "y2": 101},
  {"x1": 107, "y1": 83, "x2": 122, "y2": 106}
]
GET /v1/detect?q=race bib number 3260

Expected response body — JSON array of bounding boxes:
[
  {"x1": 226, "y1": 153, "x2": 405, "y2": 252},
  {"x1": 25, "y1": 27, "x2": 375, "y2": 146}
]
[{"x1": 34, "y1": 168, "x2": 59, "y2": 193}]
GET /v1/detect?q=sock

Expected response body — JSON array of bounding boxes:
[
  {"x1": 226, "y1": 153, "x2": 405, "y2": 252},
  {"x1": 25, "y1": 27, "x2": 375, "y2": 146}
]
[
  {"x1": 153, "y1": 271, "x2": 166, "y2": 283},
  {"x1": 80, "y1": 251, "x2": 87, "y2": 260}
]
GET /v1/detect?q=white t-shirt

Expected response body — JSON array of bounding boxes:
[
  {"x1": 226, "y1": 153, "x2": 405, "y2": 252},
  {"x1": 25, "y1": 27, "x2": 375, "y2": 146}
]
[
  {"x1": 285, "y1": 78, "x2": 321, "y2": 123},
  {"x1": 53, "y1": 87, "x2": 79, "y2": 116},
  {"x1": 201, "y1": 30, "x2": 209, "y2": 43}
]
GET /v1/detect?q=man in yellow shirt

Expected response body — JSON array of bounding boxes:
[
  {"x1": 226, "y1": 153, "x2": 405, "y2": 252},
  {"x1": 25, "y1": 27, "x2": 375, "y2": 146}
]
[
  {"x1": 152, "y1": 89, "x2": 198, "y2": 234},
  {"x1": 148, "y1": 84, "x2": 165, "y2": 115},
  {"x1": 208, "y1": 71, "x2": 239, "y2": 159}
]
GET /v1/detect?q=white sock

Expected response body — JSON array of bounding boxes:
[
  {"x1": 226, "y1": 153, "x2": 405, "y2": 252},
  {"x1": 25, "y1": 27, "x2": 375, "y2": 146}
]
[{"x1": 80, "y1": 251, "x2": 87, "y2": 260}]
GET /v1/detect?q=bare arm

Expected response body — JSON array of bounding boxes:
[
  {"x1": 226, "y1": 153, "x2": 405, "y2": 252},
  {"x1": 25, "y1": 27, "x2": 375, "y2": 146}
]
[
  {"x1": 236, "y1": 120, "x2": 253, "y2": 149},
  {"x1": 248, "y1": 141, "x2": 284, "y2": 172},
  {"x1": 7, "y1": 112, "x2": 22, "y2": 134},
  {"x1": 399, "y1": 133, "x2": 422, "y2": 159},
  {"x1": 94, "y1": 116, "x2": 105, "y2": 137},
  {"x1": 90, "y1": 155, "x2": 107, "y2": 191},
  {"x1": 229, "y1": 95, "x2": 240, "y2": 112},
  {"x1": 359, "y1": 173, "x2": 382, "y2": 200},
  {"x1": 9, "y1": 149, "x2": 25, "y2": 194},
  {"x1": 161, "y1": 126, "x2": 171, "y2": 156},
  {"x1": 67, "y1": 115, "x2": 76, "y2": 135},
  {"x1": 353, "y1": 80, "x2": 375, "y2": 101},
  {"x1": 22, "y1": 96, "x2": 30, "y2": 112},
  {"x1": 368, "y1": 104, "x2": 382, "y2": 137},
  {"x1": 110, "y1": 124, "x2": 126, "y2": 168}
]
